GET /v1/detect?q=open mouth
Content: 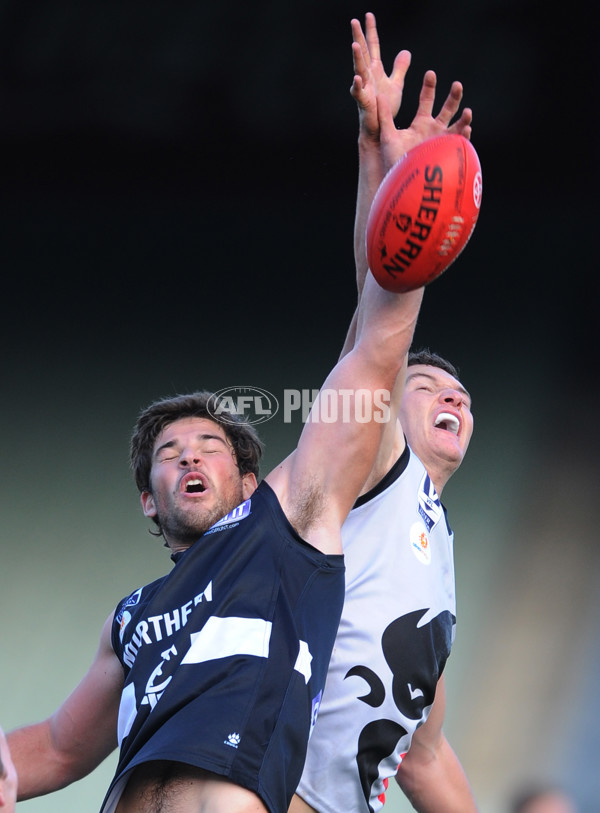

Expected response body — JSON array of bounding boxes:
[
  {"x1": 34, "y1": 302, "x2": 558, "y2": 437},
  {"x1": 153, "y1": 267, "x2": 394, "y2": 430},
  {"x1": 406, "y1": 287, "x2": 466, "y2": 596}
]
[
  {"x1": 181, "y1": 473, "x2": 208, "y2": 494},
  {"x1": 185, "y1": 479, "x2": 205, "y2": 494},
  {"x1": 434, "y1": 412, "x2": 460, "y2": 435}
]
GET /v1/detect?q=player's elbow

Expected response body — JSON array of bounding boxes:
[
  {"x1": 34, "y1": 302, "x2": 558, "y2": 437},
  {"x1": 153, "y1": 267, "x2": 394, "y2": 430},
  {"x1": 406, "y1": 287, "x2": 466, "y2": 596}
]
[
  {"x1": 395, "y1": 748, "x2": 432, "y2": 799},
  {"x1": 395, "y1": 730, "x2": 442, "y2": 799}
]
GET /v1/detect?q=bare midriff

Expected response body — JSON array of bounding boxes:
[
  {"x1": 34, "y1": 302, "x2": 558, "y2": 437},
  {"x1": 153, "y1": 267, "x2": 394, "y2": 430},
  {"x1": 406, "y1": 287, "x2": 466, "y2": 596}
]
[{"x1": 114, "y1": 761, "x2": 268, "y2": 813}]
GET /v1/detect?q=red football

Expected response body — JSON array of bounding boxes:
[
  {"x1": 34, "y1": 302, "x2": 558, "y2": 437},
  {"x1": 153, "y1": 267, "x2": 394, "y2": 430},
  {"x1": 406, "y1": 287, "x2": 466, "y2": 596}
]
[{"x1": 366, "y1": 134, "x2": 482, "y2": 292}]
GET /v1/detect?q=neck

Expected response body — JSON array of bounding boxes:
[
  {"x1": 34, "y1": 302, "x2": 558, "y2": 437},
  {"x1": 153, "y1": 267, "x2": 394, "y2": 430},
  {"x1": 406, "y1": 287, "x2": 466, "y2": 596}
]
[{"x1": 168, "y1": 541, "x2": 193, "y2": 555}]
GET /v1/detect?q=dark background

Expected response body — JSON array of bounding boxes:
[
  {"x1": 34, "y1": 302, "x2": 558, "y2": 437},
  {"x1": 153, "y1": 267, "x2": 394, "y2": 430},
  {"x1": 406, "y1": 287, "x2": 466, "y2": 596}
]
[
  {"x1": 0, "y1": 2, "x2": 597, "y2": 811},
  {"x1": 0, "y1": 0, "x2": 594, "y2": 421}
]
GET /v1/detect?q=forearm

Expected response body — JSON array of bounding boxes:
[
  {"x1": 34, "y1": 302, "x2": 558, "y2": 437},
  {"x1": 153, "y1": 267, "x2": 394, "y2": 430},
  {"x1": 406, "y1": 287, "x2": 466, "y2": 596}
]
[
  {"x1": 9, "y1": 700, "x2": 117, "y2": 799},
  {"x1": 354, "y1": 133, "x2": 387, "y2": 296},
  {"x1": 396, "y1": 734, "x2": 478, "y2": 813},
  {"x1": 354, "y1": 269, "x2": 423, "y2": 375},
  {"x1": 340, "y1": 135, "x2": 387, "y2": 362},
  {"x1": 8, "y1": 720, "x2": 82, "y2": 799}
]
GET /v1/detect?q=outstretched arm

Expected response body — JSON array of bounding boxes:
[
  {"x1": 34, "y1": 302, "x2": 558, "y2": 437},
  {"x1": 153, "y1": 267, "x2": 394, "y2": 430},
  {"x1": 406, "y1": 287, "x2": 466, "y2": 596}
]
[
  {"x1": 340, "y1": 13, "x2": 473, "y2": 487},
  {"x1": 266, "y1": 93, "x2": 427, "y2": 551},
  {"x1": 8, "y1": 613, "x2": 123, "y2": 800},
  {"x1": 349, "y1": 11, "x2": 411, "y2": 304},
  {"x1": 266, "y1": 271, "x2": 424, "y2": 552},
  {"x1": 344, "y1": 12, "x2": 473, "y2": 350},
  {"x1": 395, "y1": 676, "x2": 479, "y2": 812}
]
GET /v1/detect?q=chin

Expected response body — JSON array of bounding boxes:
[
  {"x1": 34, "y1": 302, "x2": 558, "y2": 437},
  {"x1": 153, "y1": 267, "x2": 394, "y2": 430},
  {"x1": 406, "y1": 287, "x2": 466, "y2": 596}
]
[{"x1": 437, "y1": 441, "x2": 465, "y2": 470}]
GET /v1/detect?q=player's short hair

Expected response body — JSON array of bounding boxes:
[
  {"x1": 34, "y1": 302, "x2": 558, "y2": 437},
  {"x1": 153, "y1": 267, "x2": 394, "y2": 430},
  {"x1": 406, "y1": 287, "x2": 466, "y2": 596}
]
[
  {"x1": 130, "y1": 391, "x2": 263, "y2": 493},
  {"x1": 408, "y1": 347, "x2": 460, "y2": 380}
]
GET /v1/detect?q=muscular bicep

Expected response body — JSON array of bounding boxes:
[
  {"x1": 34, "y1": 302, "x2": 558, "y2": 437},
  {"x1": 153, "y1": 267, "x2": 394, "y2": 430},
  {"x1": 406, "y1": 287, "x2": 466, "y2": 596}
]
[
  {"x1": 267, "y1": 277, "x2": 422, "y2": 552},
  {"x1": 266, "y1": 347, "x2": 393, "y2": 552},
  {"x1": 339, "y1": 321, "x2": 408, "y2": 496}
]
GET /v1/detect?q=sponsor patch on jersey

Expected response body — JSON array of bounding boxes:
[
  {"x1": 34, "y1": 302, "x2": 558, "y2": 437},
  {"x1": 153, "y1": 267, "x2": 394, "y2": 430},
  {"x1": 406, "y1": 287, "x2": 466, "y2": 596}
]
[
  {"x1": 410, "y1": 521, "x2": 432, "y2": 565},
  {"x1": 116, "y1": 587, "x2": 143, "y2": 629},
  {"x1": 417, "y1": 473, "x2": 443, "y2": 532},
  {"x1": 225, "y1": 732, "x2": 241, "y2": 748},
  {"x1": 205, "y1": 498, "x2": 252, "y2": 535},
  {"x1": 119, "y1": 610, "x2": 132, "y2": 641}
]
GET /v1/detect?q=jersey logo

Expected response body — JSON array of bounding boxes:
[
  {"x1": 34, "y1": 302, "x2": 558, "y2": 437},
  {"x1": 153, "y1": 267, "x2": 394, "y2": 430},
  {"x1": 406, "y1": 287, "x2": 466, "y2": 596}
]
[
  {"x1": 409, "y1": 522, "x2": 431, "y2": 565},
  {"x1": 119, "y1": 611, "x2": 133, "y2": 642},
  {"x1": 205, "y1": 498, "x2": 252, "y2": 534},
  {"x1": 225, "y1": 732, "x2": 241, "y2": 748},
  {"x1": 118, "y1": 644, "x2": 180, "y2": 745},
  {"x1": 116, "y1": 587, "x2": 143, "y2": 628},
  {"x1": 417, "y1": 473, "x2": 442, "y2": 532},
  {"x1": 140, "y1": 644, "x2": 178, "y2": 710}
]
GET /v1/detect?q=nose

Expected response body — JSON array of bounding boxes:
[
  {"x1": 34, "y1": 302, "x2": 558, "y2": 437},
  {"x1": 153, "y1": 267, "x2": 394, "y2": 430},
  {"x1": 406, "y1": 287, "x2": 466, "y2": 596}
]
[
  {"x1": 180, "y1": 450, "x2": 202, "y2": 467},
  {"x1": 440, "y1": 388, "x2": 463, "y2": 407}
]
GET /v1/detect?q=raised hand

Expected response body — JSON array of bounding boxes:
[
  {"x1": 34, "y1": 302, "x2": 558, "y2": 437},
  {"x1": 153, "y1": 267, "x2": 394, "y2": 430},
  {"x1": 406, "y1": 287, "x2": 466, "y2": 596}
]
[
  {"x1": 377, "y1": 70, "x2": 473, "y2": 169},
  {"x1": 350, "y1": 12, "x2": 412, "y2": 140},
  {"x1": 351, "y1": 12, "x2": 473, "y2": 158},
  {"x1": 349, "y1": 12, "x2": 474, "y2": 301}
]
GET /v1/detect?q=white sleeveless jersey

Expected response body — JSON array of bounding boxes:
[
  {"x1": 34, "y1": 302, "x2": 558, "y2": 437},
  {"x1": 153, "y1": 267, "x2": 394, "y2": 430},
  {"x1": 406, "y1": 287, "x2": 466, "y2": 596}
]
[{"x1": 296, "y1": 445, "x2": 456, "y2": 813}]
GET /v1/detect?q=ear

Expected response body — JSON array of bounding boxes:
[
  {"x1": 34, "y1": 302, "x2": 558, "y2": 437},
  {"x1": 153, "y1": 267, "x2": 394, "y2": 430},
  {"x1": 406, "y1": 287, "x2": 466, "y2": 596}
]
[
  {"x1": 141, "y1": 490, "x2": 157, "y2": 518},
  {"x1": 241, "y1": 472, "x2": 258, "y2": 500}
]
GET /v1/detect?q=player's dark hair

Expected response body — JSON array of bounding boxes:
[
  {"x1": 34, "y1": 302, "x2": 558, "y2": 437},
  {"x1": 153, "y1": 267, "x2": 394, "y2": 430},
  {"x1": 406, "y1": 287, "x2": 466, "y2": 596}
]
[
  {"x1": 130, "y1": 391, "x2": 263, "y2": 494},
  {"x1": 408, "y1": 348, "x2": 460, "y2": 380}
]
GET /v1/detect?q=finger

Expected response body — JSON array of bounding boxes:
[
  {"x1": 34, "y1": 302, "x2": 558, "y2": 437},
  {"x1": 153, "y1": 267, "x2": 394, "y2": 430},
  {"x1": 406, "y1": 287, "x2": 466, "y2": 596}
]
[
  {"x1": 389, "y1": 49, "x2": 412, "y2": 88},
  {"x1": 351, "y1": 40, "x2": 369, "y2": 85},
  {"x1": 456, "y1": 123, "x2": 472, "y2": 140},
  {"x1": 436, "y1": 80, "x2": 464, "y2": 126},
  {"x1": 350, "y1": 73, "x2": 365, "y2": 102},
  {"x1": 350, "y1": 18, "x2": 371, "y2": 68},
  {"x1": 364, "y1": 12, "x2": 381, "y2": 62},
  {"x1": 448, "y1": 107, "x2": 473, "y2": 138},
  {"x1": 415, "y1": 69, "x2": 437, "y2": 118}
]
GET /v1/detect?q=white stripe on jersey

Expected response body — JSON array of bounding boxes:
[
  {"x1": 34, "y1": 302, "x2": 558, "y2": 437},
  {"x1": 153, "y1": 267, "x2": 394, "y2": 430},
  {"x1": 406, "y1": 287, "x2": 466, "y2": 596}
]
[{"x1": 182, "y1": 616, "x2": 272, "y2": 664}]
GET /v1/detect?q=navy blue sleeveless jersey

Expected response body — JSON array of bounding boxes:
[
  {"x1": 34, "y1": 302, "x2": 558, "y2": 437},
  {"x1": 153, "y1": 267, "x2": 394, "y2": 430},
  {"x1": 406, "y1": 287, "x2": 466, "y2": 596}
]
[{"x1": 101, "y1": 481, "x2": 345, "y2": 813}]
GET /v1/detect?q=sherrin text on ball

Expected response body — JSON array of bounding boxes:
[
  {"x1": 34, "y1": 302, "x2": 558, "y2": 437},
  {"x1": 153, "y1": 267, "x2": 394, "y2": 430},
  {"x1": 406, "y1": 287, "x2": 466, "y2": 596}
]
[{"x1": 366, "y1": 134, "x2": 482, "y2": 292}]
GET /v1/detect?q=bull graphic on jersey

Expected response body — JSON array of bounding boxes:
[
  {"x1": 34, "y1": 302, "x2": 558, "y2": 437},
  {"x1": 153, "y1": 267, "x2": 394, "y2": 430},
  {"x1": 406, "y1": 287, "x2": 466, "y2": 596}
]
[{"x1": 345, "y1": 608, "x2": 455, "y2": 812}]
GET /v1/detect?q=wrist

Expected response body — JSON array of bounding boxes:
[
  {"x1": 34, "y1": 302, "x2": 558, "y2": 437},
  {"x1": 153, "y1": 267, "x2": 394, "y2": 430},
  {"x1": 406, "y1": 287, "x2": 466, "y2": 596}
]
[
  {"x1": 358, "y1": 128, "x2": 380, "y2": 151},
  {"x1": 357, "y1": 138, "x2": 386, "y2": 184}
]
